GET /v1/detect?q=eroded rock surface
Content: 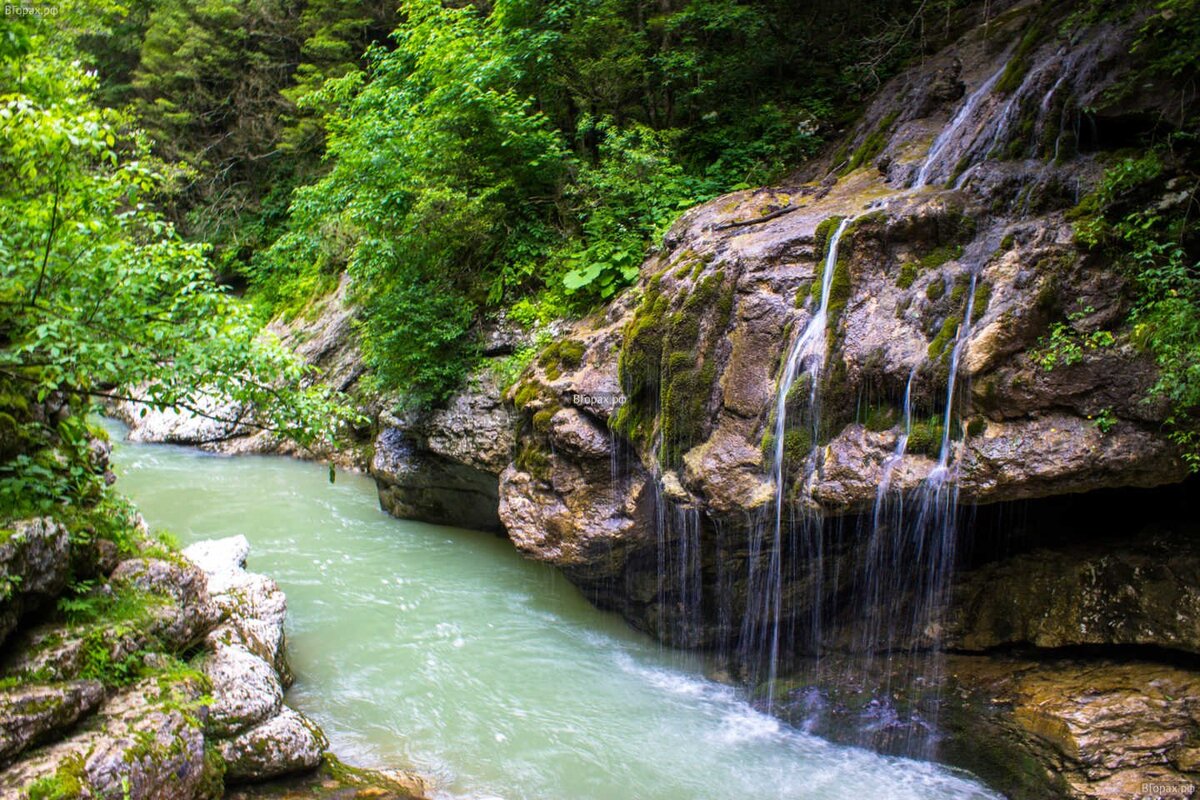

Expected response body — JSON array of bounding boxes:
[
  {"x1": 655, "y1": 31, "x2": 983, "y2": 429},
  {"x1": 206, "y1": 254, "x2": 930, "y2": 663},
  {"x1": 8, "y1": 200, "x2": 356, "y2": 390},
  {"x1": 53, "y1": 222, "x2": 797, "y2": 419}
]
[
  {"x1": 0, "y1": 681, "x2": 104, "y2": 764},
  {"x1": 0, "y1": 676, "x2": 217, "y2": 800},
  {"x1": 948, "y1": 528, "x2": 1200, "y2": 654},
  {"x1": 0, "y1": 519, "x2": 70, "y2": 647}
]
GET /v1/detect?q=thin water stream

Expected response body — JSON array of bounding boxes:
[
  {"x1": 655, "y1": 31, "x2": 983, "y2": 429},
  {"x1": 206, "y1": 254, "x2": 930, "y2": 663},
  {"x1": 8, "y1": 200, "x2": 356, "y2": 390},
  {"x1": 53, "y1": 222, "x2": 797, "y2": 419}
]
[{"x1": 99, "y1": 419, "x2": 999, "y2": 800}]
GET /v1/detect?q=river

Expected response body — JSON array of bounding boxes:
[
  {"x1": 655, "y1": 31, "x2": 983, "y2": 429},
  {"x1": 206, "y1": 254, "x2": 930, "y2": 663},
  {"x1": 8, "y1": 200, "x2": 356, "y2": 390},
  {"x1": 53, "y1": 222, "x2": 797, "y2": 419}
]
[{"x1": 101, "y1": 419, "x2": 1000, "y2": 800}]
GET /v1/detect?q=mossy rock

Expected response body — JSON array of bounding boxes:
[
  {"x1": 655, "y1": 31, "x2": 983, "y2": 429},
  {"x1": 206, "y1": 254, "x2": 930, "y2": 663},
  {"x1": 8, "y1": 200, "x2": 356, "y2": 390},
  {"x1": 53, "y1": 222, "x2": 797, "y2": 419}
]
[
  {"x1": 926, "y1": 276, "x2": 947, "y2": 301},
  {"x1": 906, "y1": 417, "x2": 945, "y2": 457},
  {"x1": 531, "y1": 406, "x2": 559, "y2": 434},
  {"x1": 863, "y1": 404, "x2": 900, "y2": 432},
  {"x1": 996, "y1": 18, "x2": 1047, "y2": 94},
  {"x1": 842, "y1": 111, "x2": 900, "y2": 174},
  {"x1": 813, "y1": 216, "x2": 847, "y2": 266},
  {"x1": 515, "y1": 443, "x2": 552, "y2": 481},
  {"x1": 971, "y1": 281, "x2": 992, "y2": 323},
  {"x1": 781, "y1": 428, "x2": 813, "y2": 472},
  {"x1": 949, "y1": 273, "x2": 971, "y2": 303},
  {"x1": 928, "y1": 314, "x2": 963, "y2": 359},
  {"x1": 225, "y1": 754, "x2": 425, "y2": 800},
  {"x1": 615, "y1": 271, "x2": 734, "y2": 467}
]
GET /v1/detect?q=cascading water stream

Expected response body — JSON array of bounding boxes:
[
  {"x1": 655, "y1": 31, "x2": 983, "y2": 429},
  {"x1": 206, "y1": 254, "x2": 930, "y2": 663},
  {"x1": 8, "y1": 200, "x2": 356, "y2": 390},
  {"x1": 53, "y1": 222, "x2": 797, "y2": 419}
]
[
  {"x1": 875, "y1": 369, "x2": 917, "y2": 507},
  {"x1": 913, "y1": 62, "x2": 1008, "y2": 188},
  {"x1": 932, "y1": 272, "x2": 978, "y2": 478},
  {"x1": 748, "y1": 216, "x2": 853, "y2": 709}
]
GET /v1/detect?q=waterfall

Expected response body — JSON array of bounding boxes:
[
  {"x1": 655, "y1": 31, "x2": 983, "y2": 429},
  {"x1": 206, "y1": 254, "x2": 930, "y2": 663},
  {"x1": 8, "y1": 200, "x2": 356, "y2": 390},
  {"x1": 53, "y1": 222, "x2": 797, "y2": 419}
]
[
  {"x1": 875, "y1": 369, "x2": 917, "y2": 506},
  {"x1": 824, "y1": 276, "x2": 978, "y2": 756},
  {"x1": 743, "y1": 216, "x2": 853, "y2": 708},
  {"x1": 932, "y1": 273, "x2": 977, "y2": 476},
  {"x1": 913, "y1": 63, "x2": 1008, "y2": 188}
]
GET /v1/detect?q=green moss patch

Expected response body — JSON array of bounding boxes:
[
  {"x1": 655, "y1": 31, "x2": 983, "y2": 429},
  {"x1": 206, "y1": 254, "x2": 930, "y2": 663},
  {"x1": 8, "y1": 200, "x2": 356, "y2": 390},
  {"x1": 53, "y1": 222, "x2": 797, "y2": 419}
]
[
  {"x1": 971, "y1": 282, "x2": 992, "y2": 323},
  {"x1": 996, "y1": 19, "x2": 1047, "y2": 94},
  {"x1": 537, "y1": 339, "x2": 586, "y2": 381},
  {"x1": 863, "y1": 404, "x2": 900, "y2": 432},
  {"x1": 515, "y1": 443, "x2": 552, "y2": 481},
  {"x1": 613, "y1": 270, "x2": 735, "y2": 467},
  {"x1": 928, "y1": 314, "x2": 963, "y2": 359},
  {"x1": 906, "y1": 417, "x2": 945, "y2": 457},
  {"x1": 842, "y1": 111, "x2": 900, "y2": 174}
]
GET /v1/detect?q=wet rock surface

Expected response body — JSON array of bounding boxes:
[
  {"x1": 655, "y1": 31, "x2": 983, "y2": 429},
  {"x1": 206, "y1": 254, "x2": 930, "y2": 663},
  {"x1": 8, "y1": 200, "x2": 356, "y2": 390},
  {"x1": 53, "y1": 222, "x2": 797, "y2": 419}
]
[{"x1": 770, "y1": 653, "x2": 1200, "y2": 800}]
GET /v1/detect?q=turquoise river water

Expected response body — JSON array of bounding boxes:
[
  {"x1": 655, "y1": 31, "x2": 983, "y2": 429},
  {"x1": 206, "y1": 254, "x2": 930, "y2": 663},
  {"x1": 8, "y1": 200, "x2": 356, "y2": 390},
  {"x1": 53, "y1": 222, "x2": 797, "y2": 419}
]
[{"x1": 102, "y1": 420, "x2": 1000, "y2": 800}]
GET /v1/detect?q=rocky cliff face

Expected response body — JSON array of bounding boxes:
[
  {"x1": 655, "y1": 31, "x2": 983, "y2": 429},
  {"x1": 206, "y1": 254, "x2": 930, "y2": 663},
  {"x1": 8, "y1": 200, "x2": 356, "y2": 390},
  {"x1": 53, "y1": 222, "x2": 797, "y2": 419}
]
[
  {"x1": 487, "y1": 4, "x2": 1197, "y2": 797},
  {"x1": 494, "y1": 0, "x2": 1190, "y2": 620}
]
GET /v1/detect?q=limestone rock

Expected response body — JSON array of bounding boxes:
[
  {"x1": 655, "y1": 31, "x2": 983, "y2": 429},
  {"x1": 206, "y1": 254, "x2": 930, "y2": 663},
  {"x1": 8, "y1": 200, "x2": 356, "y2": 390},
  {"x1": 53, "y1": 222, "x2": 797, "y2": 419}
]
[
  {"x1": 201, "y1": 642, "x2": 283, "y2": 738},
  {"x1": 946, "y1": 657, "x2": 1200, "y2": 800},
  {"x1": 185, "y1": 536, "x2": 289, "y2": 676},
  {"x1": 183, "y1": 535, "x2": 325, "y2": 783},
  {"x1": 0, "y1": 681, "x2": 104, "y2": 763},
  {"x1": 217, "y1": 706, "x2": 327, "y2": 782},
  {"x1": 115, "y1": 392, "x2": 249, "y2": 446},
  {"x1": 3, "y1": 558, "x2": 218, "y2": 683},
  {"x1": 372, "y1": 424, "x2": 506, "y2": 532},
  {"x1": 0, "y1": 518, "x2": 70, "y2": 647},
  {"x1": 0, "y1": 677, "x2": 218, "y2": 800},
  {"x1": 109, "y1": 557, "x2": 221, "y2": 646}
]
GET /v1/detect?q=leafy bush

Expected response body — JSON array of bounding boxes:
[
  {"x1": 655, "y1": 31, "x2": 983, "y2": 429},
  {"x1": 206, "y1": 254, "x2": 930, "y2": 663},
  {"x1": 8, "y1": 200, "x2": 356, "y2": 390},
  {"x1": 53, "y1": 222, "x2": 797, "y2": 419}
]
[{"x1": 1071, "y1": 148, "x2": 1200, "y2": 467}]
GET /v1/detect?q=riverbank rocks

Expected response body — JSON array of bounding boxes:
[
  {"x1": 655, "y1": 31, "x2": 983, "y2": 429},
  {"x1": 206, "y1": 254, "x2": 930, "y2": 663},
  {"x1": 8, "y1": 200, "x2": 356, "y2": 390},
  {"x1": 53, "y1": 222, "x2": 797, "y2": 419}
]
[
  {"x1": 0, "y1": 681, "x2": 104, "y2": 763},
  {"x1": 0, "y1": 534, "x2": 331, "y2": 797},
  {"x1": 1, "y1": 557, "x2": 218, "y2": 684},
  {"x1": 0, "y1": 674, "x2": 217, "y2": 800},
  {"x1": 182, "y1": 536, "x2": 325, "y2": 778},
  {"x1": 0, "y1": 518, "x2": 70, "y2": 647},
  {"x1": 224, "y1": 754, "x2": 430, "y2": 800},
  {"x1": 217, "y1": 706, "x2": 327, "y2": 782}
]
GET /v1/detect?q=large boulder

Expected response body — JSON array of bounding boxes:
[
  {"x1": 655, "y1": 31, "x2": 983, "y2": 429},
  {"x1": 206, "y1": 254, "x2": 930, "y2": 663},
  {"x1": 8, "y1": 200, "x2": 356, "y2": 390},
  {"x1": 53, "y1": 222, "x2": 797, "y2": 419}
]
[
  {"x1": 201, "y1": 642, "x2": 284, "y2": 738},
  {"x1": 216, "y1": 706, "x2": 327, "y2": 782},
  {"x1": 0, "y1": 518, "x2": 71, "y2": 647}
]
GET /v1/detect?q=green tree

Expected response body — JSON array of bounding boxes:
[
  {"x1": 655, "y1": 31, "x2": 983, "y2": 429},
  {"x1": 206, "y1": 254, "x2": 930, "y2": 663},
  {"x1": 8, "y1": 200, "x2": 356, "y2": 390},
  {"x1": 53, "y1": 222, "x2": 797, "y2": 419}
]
[
  {"x1": 257, "y1": 0, "x2": 570, "y2": 405},
  {"x1": 0, "y1": 17, "x2": 350, "y2": 515}
]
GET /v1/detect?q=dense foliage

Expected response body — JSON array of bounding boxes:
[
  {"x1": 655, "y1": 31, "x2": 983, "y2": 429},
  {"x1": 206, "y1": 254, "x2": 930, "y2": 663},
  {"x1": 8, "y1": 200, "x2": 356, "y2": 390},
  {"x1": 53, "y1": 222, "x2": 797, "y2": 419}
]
[
  {"x1": 0, "y1": 11, "x2": 352, "y2": 518},
  {"x1": 61, "y1": 0, "x2": 938, "y2": 404}
]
